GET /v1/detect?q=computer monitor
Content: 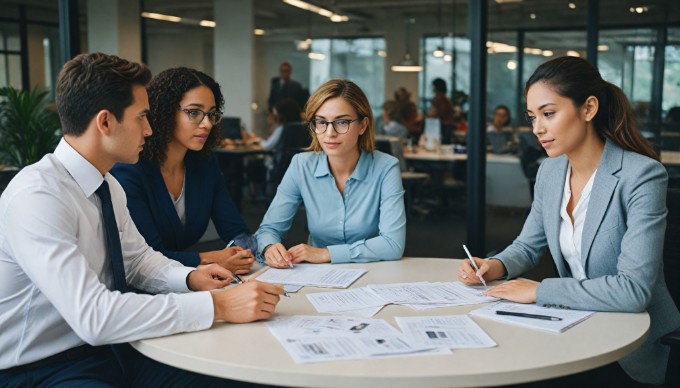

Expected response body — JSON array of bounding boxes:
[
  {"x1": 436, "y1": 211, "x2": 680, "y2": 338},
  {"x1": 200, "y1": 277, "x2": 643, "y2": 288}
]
[{"x1": 221, "y1": 117, "x2": 242, "y2": 140}]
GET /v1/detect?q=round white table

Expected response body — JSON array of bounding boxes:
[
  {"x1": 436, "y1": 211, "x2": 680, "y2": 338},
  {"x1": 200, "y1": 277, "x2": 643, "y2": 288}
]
[{"x1": 131, "y1": 258, "x2": 649, "y2": 387}]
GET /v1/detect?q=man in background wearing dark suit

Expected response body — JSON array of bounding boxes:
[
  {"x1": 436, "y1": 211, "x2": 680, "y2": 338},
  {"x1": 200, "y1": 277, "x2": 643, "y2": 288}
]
[{"x1": 267, "y1": 62, "x2": 308, "y2": 112}]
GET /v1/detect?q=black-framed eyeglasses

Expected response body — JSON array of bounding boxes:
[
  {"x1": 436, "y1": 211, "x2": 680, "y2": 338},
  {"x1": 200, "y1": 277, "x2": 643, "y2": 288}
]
[
  {"x1": 308, "y1": 118, "x2": 362, "y2": 134},
  {"x1": 180, "y1": 108, "x2": 223, "y2": 125}
]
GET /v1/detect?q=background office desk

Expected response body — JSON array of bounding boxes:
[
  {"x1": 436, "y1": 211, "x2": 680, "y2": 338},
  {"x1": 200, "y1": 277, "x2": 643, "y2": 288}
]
[
  {"x1": 404, "y1": 149, "x2": 532, "y2": 207},
  {"x1": 132, "y1": 258, "x2": 649, "y2": 388},
  {"x1": 213, "y1": 144, "x2": 268, "y2": 210}
]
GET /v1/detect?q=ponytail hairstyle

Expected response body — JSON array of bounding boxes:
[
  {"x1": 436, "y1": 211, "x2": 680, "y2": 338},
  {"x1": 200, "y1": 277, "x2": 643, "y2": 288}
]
[{"x1": 525, "y1": 56, "x2": 657, "y2": 160}]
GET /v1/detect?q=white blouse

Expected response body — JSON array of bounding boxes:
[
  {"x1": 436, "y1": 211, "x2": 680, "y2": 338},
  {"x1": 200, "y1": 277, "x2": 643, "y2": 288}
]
[{"x1": 559, "y1": 164, "x2": 598, "y2": 281}]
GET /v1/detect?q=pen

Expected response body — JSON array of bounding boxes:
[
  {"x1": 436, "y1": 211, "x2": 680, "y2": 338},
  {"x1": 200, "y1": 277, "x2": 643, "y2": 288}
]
[
  {"x1": 496, "y1": 311, "x2": 563, "y2": 321},
  {"x1": 226, "y1": 240, "x2": 235, "y2": 248},
  {"x1": 231, "y1": 273, "x2": 289, "y2": 297},
  {"x1": 463, "y1": 244, "x2": 487, "y2": 287}
]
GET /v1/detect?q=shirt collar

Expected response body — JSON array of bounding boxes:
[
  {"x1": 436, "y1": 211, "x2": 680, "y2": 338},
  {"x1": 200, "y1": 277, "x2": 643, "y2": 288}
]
[
  {"x1": 53, "y1": 138, "x2": 105, "y2": 198},
  {"x1": 313, "y1": 150, "x2": 371, "y2": 181}
]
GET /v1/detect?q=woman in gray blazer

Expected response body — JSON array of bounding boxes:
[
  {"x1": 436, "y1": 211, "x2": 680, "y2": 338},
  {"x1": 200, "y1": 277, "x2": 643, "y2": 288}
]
[{"x1": 459, "y1": 56, "x2": 680, "y2": 385}]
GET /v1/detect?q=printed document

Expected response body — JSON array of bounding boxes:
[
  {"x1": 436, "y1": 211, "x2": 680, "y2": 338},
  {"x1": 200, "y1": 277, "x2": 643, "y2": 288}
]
[
  {"x1": 469, "y1": 301, "x2": 594, "y2": 333},
  {"x1": 265, "y1": 315, "x2": 446, "y2": 363},
  {"x1": 395, "y1": 315, "x2": 497, "y2": 349},
  {"x1": 255, "y1": 264, "x2": 367, "y2": 288}
]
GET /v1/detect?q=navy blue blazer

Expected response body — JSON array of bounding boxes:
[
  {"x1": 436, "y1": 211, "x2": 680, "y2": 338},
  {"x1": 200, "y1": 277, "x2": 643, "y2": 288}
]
[{"x1": 111, "y1": 152, "x2": 248, "y2": 267}]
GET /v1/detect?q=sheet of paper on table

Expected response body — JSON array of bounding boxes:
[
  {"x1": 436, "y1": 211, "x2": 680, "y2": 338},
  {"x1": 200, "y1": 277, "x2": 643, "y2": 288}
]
[
  {"x1": 469, "y1": 301, "x2": 595, "y2": 333},
  {"x1": 395, "y1": 315, "x2": 497, "y2": 349},
  {"x1": 265, "y1": 315, "x2": 448, "y2": 364},
  {"x1": 255, "y1": 263, "x2": 367, "y2": 288}
]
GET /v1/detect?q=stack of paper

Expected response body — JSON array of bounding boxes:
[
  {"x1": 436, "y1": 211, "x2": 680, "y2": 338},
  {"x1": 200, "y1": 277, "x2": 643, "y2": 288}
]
[
  {"x1": 469, "y1": 301, "x2": 594, "y2": 333},
  {"x1": 255, "y1": 264, "x2": 367, "y2": 288}
]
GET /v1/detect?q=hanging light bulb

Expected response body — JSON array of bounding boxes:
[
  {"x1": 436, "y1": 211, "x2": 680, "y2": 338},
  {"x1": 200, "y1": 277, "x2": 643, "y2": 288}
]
[{"x1": 433, "y1": 46, "x2": 445, "y2": 58}]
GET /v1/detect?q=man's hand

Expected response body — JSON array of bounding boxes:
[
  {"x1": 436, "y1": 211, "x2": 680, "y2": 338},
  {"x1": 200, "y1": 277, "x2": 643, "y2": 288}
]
[
  {"x1": 211, "y1": 281, "x2": 284, "y2": 323},
  {"x1": 186, "y1": 264, "x2": 233, "y2": 291},
  {"x1": 287, "y1": 244, "x2": 330, "y2": 264}
]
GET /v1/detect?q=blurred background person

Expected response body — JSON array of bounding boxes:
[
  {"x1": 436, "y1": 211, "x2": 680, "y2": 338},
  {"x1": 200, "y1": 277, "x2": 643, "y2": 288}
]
[
  {"x1": 267, "y1": 62, "x2": 308, "y2": 113},
  {"x1": 486, "y1": 104, "x2": 516, "y2": 154}
]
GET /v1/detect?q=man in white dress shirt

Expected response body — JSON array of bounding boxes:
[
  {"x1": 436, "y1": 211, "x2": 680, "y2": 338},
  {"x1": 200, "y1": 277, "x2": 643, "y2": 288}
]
[{"x1": 0, "y1": 52, "x2": 283, "y2": 386}]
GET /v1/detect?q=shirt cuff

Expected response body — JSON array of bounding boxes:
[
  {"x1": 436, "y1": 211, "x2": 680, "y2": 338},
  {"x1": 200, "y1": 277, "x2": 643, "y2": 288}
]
[
  {"x1": 173, "y1": 291, "x2": 214, "y2": 331},
  {"x1": 327, "y1": 244, "x2": 351, "y2": 264},
  {"x1": 166, "y1": 266, "x2": 195, "y2": 293}
]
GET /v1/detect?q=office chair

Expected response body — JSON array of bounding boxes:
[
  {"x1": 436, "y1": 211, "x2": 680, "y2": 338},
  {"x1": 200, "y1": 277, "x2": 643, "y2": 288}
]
[
  {"x1": 662, "y1": 187, "x2": 680, "y2": 386},
  {"x1": 517, "y1": 131, "x2": 546, "y2": 200}
]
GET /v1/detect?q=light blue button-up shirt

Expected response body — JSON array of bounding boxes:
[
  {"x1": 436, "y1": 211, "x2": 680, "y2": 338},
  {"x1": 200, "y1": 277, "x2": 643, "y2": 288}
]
[{"x1": 256, "y1": 150, "x2": 406, "y2": 264}]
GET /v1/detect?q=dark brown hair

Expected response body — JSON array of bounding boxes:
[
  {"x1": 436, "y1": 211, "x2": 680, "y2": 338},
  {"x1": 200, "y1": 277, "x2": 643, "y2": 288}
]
[
  {"x1": 526, "y1": 56, "x2": 657, "y2": 160},
  {"x1": 56, "y1": 52, "x2": 151, "y2": 136},
  {"x1": 141, "y1": 67, "x2": 224, "y2": 166}
]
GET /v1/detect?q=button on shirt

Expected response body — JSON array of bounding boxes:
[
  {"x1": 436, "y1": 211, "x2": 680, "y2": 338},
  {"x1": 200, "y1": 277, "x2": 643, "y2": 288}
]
[
  {"x1": 559, "y1": 164, "x2": 598, "y2": 281},
  {"x1": 256, "y1": 150, "x2": 406, "y2": 263},
  {"x1": 0, "y1": 139, "x2": 213, "y2": 369}
]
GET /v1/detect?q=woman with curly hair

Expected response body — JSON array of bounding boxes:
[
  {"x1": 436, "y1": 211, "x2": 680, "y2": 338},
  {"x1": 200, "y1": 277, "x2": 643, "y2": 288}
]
[{"x1": 111, "y1": 67, "x2": 254, "y2": 274}]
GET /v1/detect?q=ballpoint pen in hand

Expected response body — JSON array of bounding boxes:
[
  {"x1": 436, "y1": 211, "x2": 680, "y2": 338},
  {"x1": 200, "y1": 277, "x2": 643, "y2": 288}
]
[
  {"x1": 226, "y1": 240, "x2": 235, "y2": 248},
  {"x1": 232, "y1": 273, "x2": 289, "y2": 297},
  {"x1": 463, "y1": 244, "x2": 487, "y2": 287}
]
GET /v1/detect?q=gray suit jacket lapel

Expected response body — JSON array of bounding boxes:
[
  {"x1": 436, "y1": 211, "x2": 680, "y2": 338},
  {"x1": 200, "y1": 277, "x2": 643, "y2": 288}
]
[
  {"x1": 581, "y1": 141, "x2": 622, "y2": 269},
  {"x1": 546, "y1": 156, "x2": 569, "y2": 275}
]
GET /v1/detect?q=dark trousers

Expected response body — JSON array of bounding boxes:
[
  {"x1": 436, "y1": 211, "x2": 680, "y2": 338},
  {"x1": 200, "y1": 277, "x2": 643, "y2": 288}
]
[{"x1": 0, "y1": 344, "x2": 265, "y2": 387}]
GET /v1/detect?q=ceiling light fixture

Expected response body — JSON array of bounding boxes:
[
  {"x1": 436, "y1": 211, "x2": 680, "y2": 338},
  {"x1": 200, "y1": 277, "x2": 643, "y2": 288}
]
[
  {"x1": 141, "y1": 12, "x2": 181, "y2": 23},
  {"x1": 568, "y1": 2, "x2": 576, "y2": 9},
  {"x1": 254, "y1": 29, "x2": 265, "y2": 36},
  {"x1": 282, "y1": 0, "x2": 349, "y2": 23},
  {"x1": 392, "y1": 17, "x2": 422, "y2": 73}
]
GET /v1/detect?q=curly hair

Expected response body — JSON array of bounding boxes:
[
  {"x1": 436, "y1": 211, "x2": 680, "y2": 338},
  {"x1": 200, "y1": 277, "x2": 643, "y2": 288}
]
[{"x1": 141, "y1": 67, "x2": 224, "y2": 165}]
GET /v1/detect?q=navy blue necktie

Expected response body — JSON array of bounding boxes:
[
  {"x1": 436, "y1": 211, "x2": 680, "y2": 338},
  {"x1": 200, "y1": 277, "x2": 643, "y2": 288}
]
[{"x1": 96, "y1": 180, "x2": 128, "y2": 293}]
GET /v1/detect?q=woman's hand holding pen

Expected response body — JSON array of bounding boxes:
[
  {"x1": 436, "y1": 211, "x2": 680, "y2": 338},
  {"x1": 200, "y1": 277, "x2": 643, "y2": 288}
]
[
  {"x1": 457, "y1": 257, "x2": 505, "y2": 286},
  {"x1": 263, "y1": 243, "x2": 294, "y2": 268},
  {"x1": 200, "y1": 246, "x2": 254, "y2": 275}
]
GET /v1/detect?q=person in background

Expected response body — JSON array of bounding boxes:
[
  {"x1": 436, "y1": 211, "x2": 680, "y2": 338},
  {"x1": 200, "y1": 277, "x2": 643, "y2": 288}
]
[
  {"x1": 458, "y1": 56, "x2": 680, "y2": 386},
  {"x1": 428, "y1": 78, "x2": 459, "y2": 144},
  {"x1": 267, "y1": 62, "x2": 308, "y2": 113},
  {"x1": 259, "y1": 98, "x2": 303, "y2": 152},
  {"x1": 256, "y1": 79, "x2": 406, "y2": 268},
  {"x1": 486, "y1": 104, "x2": 516, "y2": 154},
  {"x1": 112, "y1": 67, "x2": 254, "y2": 275},
  {"x1": 0, "y1": 52, "x2": 282, "y2": 386},
  {"x1": 394, "y1": 87, "x2": 423, "y2": 139},
  {"x1": 381, "y1": 100, "x2": 409, "y2": 140}
]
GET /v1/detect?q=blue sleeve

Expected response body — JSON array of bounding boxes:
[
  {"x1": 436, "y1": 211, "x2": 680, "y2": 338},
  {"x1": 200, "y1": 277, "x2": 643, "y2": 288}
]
[
  {"x1": 255, "y1": 155, "x2": 303, "y2": 261},
  {"x1": 207, "y1": 155, "x2": 249, "y2": 243},
  {"x1": 111, "y1": 164, "x2": 200, "y2": 267},
  {"x1": 328, "y1": 158, "x2": 406, "y2": 263},
  {"x1": 260, "y1": 125, "x2": 283, "y2": 151}
]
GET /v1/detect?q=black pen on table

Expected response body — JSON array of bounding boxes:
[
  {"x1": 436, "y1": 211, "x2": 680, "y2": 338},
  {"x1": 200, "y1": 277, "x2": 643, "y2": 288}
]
[
  {"x1": 231, "y1": 273, "x2": 290, "y2": 298},
  {"x1": 496, "y1": 311, "x2": 563, "y2": 321}
]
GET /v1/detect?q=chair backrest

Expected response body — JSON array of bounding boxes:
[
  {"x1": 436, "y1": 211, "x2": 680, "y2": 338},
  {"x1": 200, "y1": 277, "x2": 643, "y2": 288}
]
[
  {"x1": 269, "y1": 122, "x2": 311, "y2": 186},
  {"x1": 221, "y1": 117, "x2": 242, "y2": 140},
  {"x1": 375, "y1": 135, "x2": 406, "y2": 171},
  {"x1": 517, "y1": 131, "x2": 546, "y2": 180},
  {"x1": 664, "y1": 188, "x2": 680, "y2": 310}
]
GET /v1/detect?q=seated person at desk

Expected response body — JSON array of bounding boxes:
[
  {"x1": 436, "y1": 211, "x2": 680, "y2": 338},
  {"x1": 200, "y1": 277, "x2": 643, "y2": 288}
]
[
  {"x1": 458, "y1": 56, "x2": 680, "y2": 386},
  {"x1": 258, "y1": 98, "x2": 302, "y2": 152},
  {"x1": 0, "y1": 53, "x2": 283, "y2": 386},
  {"x1": 256, "y1": 79, "x2": 406, "y2": 268},
  {"x1": 486, "y1": 104, "x2": 516, "y2": 154},
  {"x1": 112, "y1": 67, "x2": 254, "y2": 275},
  {"x1": 380, "y1": 100, "x2": 409, "y2": 141}
]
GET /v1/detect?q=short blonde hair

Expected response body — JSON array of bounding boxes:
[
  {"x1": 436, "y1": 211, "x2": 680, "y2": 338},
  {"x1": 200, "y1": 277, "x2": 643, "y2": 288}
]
[{"x1": 305, "y1": 79, "x2": 375, "y2": 153}]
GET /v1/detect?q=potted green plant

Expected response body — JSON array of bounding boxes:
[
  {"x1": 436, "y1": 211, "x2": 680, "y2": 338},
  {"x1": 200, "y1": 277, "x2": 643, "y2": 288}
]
[{"x1": 0, "y1": 87, "x2": 61, "y2": 169}]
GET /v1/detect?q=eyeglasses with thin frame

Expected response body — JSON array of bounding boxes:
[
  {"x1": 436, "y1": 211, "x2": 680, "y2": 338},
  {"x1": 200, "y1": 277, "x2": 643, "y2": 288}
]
[
  {"x1": 179, "y1": 107, "x2": 223, "y2": 125},
  {"x1": 308, "y1": 118, "x2": 362, "y2": 134}
]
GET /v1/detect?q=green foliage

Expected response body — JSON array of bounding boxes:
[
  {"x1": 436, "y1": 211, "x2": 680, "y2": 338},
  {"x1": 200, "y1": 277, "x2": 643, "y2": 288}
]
[{"x1": 0, "y1": 87, "x2": 61, "y2": 168}]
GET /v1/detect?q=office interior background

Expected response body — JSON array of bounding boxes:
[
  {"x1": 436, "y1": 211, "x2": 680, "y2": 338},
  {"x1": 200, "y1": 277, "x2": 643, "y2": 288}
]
[{"x1": 1, "y1": 0, "x2": 679, "y2": 256}]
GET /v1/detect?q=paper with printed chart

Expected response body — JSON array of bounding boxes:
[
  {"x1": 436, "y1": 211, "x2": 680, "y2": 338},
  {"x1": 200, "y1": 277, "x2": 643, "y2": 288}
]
[
  {"x1": 395, "y1": 315, "x2": 497, "y2": 349},
  {"x1": 265, "y1": 315, "x2": 448, "y2": 363}
]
